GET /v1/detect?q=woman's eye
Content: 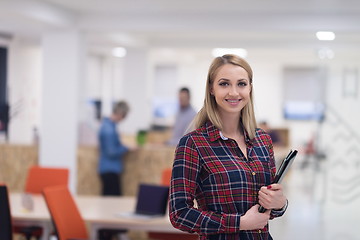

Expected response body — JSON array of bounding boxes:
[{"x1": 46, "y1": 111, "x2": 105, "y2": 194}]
[
  {"x1": 238, "y1": 82, "x2": 247, "y2": 87},
  {"x1": 219, "y1": 82, "x2": 229, "y2": 86}
]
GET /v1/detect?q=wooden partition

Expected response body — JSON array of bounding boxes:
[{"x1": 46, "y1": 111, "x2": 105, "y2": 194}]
[
  {"x1": 1, "y1": 139, "x2": 293, "y2": 196},
  {"x1": 122, "y1": 145, "x2": 175, "y2": 196},
  {"x1": 76, "y1": 146, "x2": 101, "y2": 195},
  {"x1": 1, "y1": 144, "x2": 176, "y2": 196},
  {"x1": 0, "y1": 144, "x2": 38, "y2": 192},
  {"x1": 77, "y1": 145, "x2": 176, "y2": 196}
]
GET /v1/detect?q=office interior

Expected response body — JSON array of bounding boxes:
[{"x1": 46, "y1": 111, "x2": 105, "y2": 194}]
[{"x1": 1, "y1": 0, "x2": 360, "y2": 239}]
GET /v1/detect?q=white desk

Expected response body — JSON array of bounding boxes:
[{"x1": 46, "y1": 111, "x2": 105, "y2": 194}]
[{"x1": 10, "y1": 193, "x2": 185, "y2": 240}]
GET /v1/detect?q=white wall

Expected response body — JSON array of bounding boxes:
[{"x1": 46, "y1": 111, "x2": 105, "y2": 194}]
[
  {"x1": 147, "y1": 48, "x2": 211, "y2": 127},
  {"x1": 146, "y1": 48, "x2": 335, "y2": 149},
  {"x1": 249, "y1": 49, "x2": 324, "y2": 149},
  {"x1": 7, "y1": 37, "x2": 42, "y2": 144},
  {"x1": 120, "y1": 48, "x2": 152, "y2": 134},
  {"x1": 6, "y1": 42, "x2": 360, "y2": 156}
]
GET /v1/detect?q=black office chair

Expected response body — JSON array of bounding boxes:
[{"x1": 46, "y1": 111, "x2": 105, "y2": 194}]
[{"x1": 0, "y1": 184, "x2": 13, "y2": 240}]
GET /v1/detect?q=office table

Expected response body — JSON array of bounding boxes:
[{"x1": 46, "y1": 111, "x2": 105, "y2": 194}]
[{"x1": 10, "y1": 193, "x2": 185, "y2": 240}]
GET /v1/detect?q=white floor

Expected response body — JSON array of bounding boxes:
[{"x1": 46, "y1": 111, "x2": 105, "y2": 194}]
[{"x1": 269, "y1": 158, "x2": 360, "y2": 240}]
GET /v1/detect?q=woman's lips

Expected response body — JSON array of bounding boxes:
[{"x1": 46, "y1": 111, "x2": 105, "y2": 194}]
[{"x1": 226, "y1": 99, "x2": 241, "y2": 105}]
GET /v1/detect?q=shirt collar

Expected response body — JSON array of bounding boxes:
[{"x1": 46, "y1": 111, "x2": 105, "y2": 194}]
[
  {"x1": 205, "y1": 121, "x2": 221, "y2": 142},
  {"x1": 205, "y1": 121, "x2": 253, "y2": 145},
  {"x1": 219, "y1": 131, "x2": 228, "y2": 140}
]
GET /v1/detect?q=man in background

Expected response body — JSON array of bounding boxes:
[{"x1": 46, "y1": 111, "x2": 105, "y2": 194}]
[
  {"x1": 98, "y1": 101, "x2": 130, "y2": 196},
  {"x1": 168, "y1": 87, "x2": 197, "y2": 146}
]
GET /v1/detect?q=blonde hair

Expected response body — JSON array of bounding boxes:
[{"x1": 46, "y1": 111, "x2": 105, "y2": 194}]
[{"x1": 194, "y1": 54, "x2": 257, "y2": 139}]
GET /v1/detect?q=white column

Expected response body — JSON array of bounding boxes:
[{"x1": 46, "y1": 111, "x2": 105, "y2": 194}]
[
  {"x1": 120, "y1": 48, "x2": 152, "y2": 134},
  {"x1": 40, "y1": 31, "x2": 85, "y2": 193},
  {"x1": 100, "y1": 56, "x2": 114, "y2": 117}
]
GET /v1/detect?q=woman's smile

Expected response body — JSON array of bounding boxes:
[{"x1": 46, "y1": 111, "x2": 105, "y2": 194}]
[{"x1": 225, "y1": 98, "x2": 241, "y2": 106}]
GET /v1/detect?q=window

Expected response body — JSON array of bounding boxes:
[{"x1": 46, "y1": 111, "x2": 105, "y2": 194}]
[{"x1": 283, "y1": 67, "x2": 326, "y2": 120}]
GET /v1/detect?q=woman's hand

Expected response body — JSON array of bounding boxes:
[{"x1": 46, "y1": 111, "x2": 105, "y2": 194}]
[
  {"x1": 258, "y1": 184, "x2": 287, "y2": 210},
  {"x1": 240, "y1": 204, "x2": 270, "y2": 230}
]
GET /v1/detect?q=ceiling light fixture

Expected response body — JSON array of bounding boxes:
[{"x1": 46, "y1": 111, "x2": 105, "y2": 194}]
[
  {"x1": 112, "y1": 47, "x2": 127, "y2": 58},
  {"x1": 212, "y1": 48, "x2": 248, "y2": 58},
  {"x1": 316, "y1": 31, "x2": 336, "y2": 41}
]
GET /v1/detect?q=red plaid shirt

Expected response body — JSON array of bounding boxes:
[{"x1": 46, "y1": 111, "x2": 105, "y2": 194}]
[{"x1": 169, "y1": 121, "x2": 286, "y2": 240}]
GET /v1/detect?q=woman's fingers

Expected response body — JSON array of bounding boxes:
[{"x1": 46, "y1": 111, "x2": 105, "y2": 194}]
[{"x1": 258, "y1": 184, "x2": 286, "y2": 209}]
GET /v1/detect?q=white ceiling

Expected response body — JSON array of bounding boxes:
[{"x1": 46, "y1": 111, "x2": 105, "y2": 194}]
[{"x1": 1, "y1": 0, "x2": 360, "y2": 51}]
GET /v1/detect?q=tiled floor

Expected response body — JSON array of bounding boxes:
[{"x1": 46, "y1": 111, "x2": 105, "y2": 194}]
[{"x1": 269, "y1": 159, "x2": 360, "y2": 240}]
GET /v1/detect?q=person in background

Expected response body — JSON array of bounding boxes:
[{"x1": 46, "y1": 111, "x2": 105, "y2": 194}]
[
  {"x1": 167, "y1": 87, "x2": 197, "y2": 146},
  {"x1": 169, "y1": 54, "x2": 288, "y2": 240},
  {"x1": 98, "y1": 100, "x2": 130, "y2": 196}
]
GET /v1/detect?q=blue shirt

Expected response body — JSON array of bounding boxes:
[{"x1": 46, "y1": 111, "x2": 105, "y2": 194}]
[{"x1": 98, "y1": 117, "x2": 128, "y2": 174}]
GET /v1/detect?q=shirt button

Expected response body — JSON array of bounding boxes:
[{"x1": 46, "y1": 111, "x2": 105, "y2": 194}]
[{"x1": 252, "y1": 172, "x2": 256, "y2": 176}]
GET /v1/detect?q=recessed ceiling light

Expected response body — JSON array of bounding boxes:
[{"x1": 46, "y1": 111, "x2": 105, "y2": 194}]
[
  {"x1": 112, "y1": 47, "x2": 127, "y2": 58},
  {"x1": 211, "y1": 48, "x2": 248, "y2": 58},
  {"x1": 316, "y1": 31, "x2": 336, "y2": 41}
]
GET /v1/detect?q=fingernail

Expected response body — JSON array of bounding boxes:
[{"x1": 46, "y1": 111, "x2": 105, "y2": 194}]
[{"x1": 267, "y1": 185, "x2": 272, "y2": 189}]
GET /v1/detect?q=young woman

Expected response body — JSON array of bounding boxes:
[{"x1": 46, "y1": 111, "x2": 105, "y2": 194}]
[{"x1": 169, "y1": 54, "x2": 288, "y2": 240}]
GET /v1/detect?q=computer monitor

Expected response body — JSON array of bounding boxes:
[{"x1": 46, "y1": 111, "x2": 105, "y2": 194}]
[{"x1": 135, "y1": 184, "x2": 169, "y2": 216}]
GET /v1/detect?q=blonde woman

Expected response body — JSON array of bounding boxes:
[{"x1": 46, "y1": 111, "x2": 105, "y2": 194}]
[{"x1": 169, "y1": 55, "x2": 288, "y2": 240}]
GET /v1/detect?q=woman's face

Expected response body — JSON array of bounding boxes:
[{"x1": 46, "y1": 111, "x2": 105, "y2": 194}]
[{"x1": 211, "y1": 63, "x2": 251, "y2": 117}]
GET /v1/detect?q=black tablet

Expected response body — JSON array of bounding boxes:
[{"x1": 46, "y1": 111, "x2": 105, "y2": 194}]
[
  {"x1": 273, "y1": 149, "x2": 298, "y2": 184},
  {"x1": 258, "y1": 149, "x2": 298, "y2": 213}
]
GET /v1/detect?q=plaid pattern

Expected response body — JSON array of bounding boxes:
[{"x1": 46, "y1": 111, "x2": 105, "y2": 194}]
[{"x1": 169, "y1": 121, "x2": 286, "y2": 240}]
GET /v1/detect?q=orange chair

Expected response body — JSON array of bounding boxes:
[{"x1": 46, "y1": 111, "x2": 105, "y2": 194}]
[
  {"x1": 42, "y1": 185, "x2": 88, "y2": 240},
  {"x1": 25, "y1": 166, "x2": 69, "y2": 194},
  {"x1": 0, "y1": 184, "x2": 13, "y2": 240},
  {"x1": 14, "y1": 166, "x2": 69, "y2": 240},
  {"x1": 148, "y1": 168, "x2": 198, "y2": 240},
  {"x1": 161, "y1": 168, "x2": 172, "y2": 186}
]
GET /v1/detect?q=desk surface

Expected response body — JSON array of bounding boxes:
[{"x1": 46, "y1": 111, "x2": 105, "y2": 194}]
[{"x1": 10, "y1": 193, "x2": 182, "y2": 234}]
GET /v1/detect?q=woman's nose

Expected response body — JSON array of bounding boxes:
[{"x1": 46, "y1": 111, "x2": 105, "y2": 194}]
[{"x1": 229, "y1": 86, "x2": 238, "y2": 96}]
